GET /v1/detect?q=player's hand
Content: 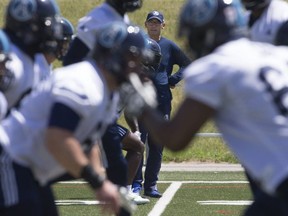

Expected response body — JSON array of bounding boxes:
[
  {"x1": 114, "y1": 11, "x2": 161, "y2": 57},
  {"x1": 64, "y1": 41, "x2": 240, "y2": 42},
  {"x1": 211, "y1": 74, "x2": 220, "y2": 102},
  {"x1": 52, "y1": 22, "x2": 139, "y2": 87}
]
[
  {"x1": 95, "y1": 180, "x2": 121, "y2": 215},
  {"x1": 133, "y1": 131, "x2": 141, "y2": 140},
  {"x1": 121, "y1": 73, "x2": 157, "y2": 118}
]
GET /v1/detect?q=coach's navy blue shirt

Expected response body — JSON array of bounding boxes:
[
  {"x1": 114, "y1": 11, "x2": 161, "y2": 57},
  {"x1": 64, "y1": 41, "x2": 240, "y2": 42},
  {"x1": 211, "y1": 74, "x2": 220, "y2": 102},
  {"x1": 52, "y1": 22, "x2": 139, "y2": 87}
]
[{"x1": 153, "y1": 37, "x2": 191, "y2": 104}]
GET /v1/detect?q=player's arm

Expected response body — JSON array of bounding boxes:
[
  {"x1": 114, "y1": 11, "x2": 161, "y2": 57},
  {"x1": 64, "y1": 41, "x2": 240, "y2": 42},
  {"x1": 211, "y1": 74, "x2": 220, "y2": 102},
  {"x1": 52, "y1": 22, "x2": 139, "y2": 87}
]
[
  {"x1": 140, "y1": 97, "x2": 215, "y2": 151},
  {"x1": 88, "y1": 141, "x2": 106, "y2": 177},
  {"x1": 62, "y1": 37, "x2": 90, "y2": 66},
  {"x1": 124, "y1": 108, "x2": 139, "y2": 132},
  {"x1": 123, "y1": 108, "x2": 142, "y2": 140},
  {"x1": 45, "y1": 102, "x2": 121, "y2": 214}
]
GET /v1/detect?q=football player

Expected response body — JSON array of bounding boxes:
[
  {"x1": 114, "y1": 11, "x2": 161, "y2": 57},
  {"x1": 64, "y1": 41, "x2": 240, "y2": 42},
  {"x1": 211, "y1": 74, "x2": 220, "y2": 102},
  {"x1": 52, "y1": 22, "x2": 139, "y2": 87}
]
[
  {"x1": 63, "y1": 0, "x2": 142, "y2": 65},
  {"x1": 0, "y1": 21, "x2": 155, "y2": 216},
  {"x1": 2, "y1": 0, "x2": 63, "y2": 110},
  {"x1": 34, "y1": 16, "x2": 75, "y2": 83},
  {"x1": 241, "y1": 0, "x2": 288, "y2": 44},
  {"x1": 62, "y1": 0, "x2": 150, "y2": 207},
  {"x1": 43, "y1": 17, "x2": 75, "y2": 65},
  {"x1": 0, "y1": 30, "x2": 11, "y2": 120},
  {"x1": 134, "y1": 0, "x2": 288, "y2": 215},
  {"x1": 241, "y1": 0, "x2": 288, "y2": 208}
]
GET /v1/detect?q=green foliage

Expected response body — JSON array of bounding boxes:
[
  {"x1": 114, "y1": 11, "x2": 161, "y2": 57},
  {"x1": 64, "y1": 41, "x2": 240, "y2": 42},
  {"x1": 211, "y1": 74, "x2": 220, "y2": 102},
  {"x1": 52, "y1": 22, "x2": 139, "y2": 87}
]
[{"x1": 163, "y1": 138, "x2": 238, "y2": 163}]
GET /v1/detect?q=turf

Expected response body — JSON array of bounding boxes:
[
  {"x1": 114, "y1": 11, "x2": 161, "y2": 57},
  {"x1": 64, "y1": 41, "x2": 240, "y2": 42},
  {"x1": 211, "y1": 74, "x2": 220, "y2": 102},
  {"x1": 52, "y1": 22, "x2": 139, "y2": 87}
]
[{"x1": 53, "y1": 171, "x2": 252, "y2": 216}]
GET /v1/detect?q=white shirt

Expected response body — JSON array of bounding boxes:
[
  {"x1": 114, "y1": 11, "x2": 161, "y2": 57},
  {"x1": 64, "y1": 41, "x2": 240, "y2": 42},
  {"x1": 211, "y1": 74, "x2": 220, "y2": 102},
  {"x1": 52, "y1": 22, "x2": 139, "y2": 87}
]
[
  {"x1": 184, "y1": 38, "x2": 288, "y2": 194},
  {"x1": 249, "y1": 0, "x2": 288, "y2": 44},
  {"x1": 76, "y1": 2, "x2": 130, "y2": 51},
  {"x1": 0, "y1": 60, "x2": 119, "y2": 185}
]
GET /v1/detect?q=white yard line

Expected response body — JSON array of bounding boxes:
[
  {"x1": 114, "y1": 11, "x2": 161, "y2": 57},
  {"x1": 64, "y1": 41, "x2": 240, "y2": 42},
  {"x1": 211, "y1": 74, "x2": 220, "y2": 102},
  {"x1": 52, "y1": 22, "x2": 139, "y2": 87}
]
[
  {"x1": 55, "y1": 200, "x2": 102, "y2": 205},
  {"x1": 147, "y1": 182, "x2": 182, "y2": 216},
  {"x1": 159, "y1": 180, "x2": 248, "y2": 184},
  {"x1": 58, "y1": 180, "x2": 249, "y2": 184},
  {"x1": 198, "y1": 200, "x2": 252, "y2": 205}
]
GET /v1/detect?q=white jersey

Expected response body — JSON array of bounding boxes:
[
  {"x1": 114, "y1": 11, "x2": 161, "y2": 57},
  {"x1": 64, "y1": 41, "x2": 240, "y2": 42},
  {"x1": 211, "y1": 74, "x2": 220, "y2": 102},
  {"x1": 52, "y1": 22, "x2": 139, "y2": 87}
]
[
  {"x1": 0, "y1": 92, "x2": 7, "y2": 120},
  {"x1": 249, "y1": 0, "x2": 288, "y2": 44},
  {"x1": 76, "y1": 2, "x2": 130, "y2": 50},
  {"x1": 34, "y1": 53, "x2": 52, "y2": 81},
  {"x1": 3, "y1": 44, "x2": 42, "y2": 109},
  {"x1": 0, "y1": 60, "x2": 119, "y2": 185},
  {"x1": 184, "y1": 38, "x2": 288, "y2": 194}
]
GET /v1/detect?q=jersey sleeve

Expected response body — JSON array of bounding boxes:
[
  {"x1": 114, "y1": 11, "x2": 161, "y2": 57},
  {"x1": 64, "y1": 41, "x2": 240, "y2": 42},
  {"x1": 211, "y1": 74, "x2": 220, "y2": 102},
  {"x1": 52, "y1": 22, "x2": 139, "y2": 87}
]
[
  {"x1": 51, "y1": 78, "x2": 95, "y2": 119},
  {"x1": 48, "y1": 102, "x2": 81, "y2": 132}
]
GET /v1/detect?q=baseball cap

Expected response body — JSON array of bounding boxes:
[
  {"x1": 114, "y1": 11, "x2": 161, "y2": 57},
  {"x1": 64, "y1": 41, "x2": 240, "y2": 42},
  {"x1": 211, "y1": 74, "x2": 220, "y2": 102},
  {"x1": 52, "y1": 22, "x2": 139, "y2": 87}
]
[{"x1": 146, "y1": 11, "x2": 164, "y2": 23}]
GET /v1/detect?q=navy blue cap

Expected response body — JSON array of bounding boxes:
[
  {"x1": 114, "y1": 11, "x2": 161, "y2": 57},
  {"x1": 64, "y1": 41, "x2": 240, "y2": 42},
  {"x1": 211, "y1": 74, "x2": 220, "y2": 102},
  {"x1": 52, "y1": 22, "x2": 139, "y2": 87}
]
[{"x1": 146, "y1": 10, "x2": 164, "y2": 23}]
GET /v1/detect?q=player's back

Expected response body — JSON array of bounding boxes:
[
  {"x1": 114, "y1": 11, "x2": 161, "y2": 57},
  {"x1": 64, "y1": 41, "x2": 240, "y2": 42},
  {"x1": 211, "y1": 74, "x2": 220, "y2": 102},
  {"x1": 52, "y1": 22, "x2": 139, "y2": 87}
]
[{"x1": 184, "y1": 38, "x2": 288, "y2": 193}]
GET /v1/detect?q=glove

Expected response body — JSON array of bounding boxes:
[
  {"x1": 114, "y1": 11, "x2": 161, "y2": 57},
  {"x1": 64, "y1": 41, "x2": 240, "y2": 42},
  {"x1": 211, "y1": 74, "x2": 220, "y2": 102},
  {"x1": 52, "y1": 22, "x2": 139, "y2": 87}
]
[
  {"x1": 120, "y1": 73, "x2": 157, "y2": 118},
  {"x1": 133, "y1": 131, "x2": 141, "y2": 141}
]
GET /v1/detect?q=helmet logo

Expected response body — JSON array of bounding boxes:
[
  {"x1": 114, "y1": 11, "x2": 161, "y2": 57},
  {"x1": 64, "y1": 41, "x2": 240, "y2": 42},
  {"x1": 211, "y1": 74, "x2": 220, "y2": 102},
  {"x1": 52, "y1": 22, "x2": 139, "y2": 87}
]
[
  {"x1": 9, "y1": 0, "x2": 36, "y2": 22},
  {"x1": 98, "y1": 23, "x2": 127, "y2": 48},
  {"x1": 184, "y1": 0, "x2": 218, "y2": 26}
]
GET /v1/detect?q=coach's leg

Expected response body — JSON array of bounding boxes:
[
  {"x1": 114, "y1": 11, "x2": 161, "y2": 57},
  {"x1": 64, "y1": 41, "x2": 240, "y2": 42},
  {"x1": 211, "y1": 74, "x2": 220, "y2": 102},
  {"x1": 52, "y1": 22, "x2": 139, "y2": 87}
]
[{"x1": 143, "y1": 101, "x2": 170, "y2": 198}]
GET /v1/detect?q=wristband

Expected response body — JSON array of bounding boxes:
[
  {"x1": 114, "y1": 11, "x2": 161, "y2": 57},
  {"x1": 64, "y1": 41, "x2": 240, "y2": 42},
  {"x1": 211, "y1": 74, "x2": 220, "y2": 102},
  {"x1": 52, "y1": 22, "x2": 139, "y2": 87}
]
[{"x1": 80, "y1": 164, "x2": 105, "y2": 189}]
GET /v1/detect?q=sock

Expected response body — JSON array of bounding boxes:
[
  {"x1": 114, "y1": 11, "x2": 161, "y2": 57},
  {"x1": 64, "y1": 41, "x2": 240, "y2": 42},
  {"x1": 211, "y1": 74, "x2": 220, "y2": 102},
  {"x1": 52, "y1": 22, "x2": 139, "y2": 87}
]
[{"x1": 127, "y1": 185, "x2": 132, "y2": 192}]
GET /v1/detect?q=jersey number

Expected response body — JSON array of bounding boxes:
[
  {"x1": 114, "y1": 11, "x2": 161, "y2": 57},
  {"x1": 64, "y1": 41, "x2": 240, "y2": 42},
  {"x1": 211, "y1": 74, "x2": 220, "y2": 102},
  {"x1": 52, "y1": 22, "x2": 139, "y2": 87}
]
[{"x1": 259, "y1": 66, "x2": 288, "y2": 116}]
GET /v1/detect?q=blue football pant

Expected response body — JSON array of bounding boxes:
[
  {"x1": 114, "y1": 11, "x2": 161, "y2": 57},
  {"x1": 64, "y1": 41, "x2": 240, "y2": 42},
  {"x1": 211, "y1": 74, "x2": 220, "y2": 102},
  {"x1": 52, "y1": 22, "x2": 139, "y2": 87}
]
[
  {"x1": 102, "y1": 123, "x2": 128, "y2": 187},
  {"x1": 244, "y1": 172, "x2": 288, "y2": 216},
  {"x1": 0, "y1": 148, "x2": 58, "y2": 216}
]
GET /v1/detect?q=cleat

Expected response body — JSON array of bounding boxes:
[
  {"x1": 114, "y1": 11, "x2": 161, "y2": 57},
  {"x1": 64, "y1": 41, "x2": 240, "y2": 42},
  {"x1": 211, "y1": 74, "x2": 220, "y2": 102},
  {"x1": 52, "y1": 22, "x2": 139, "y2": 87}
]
[
  {"x1": 144, "y1": 189, "x2": 162, "y2": 198},
  {"x1": 127, "y1": 191, "x2": 150, "y2": 205},
  {"x1": 132, "y1": 186, "x2": 142, "y2": 195}
]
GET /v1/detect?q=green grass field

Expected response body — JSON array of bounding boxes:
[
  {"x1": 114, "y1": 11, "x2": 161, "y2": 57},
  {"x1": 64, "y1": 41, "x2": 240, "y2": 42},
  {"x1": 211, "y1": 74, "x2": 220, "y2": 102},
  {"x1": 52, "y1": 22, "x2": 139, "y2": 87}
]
[{"x1": 53, "y1": 171, "x2": 252, "y2": 216}]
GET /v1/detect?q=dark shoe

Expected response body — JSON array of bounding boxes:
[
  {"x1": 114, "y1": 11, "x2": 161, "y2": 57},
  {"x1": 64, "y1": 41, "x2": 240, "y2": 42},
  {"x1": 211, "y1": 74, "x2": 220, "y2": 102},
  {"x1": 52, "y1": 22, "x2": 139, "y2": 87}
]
[{"x1": 144, "y1": 189, "x2": 162, "y2": 198}]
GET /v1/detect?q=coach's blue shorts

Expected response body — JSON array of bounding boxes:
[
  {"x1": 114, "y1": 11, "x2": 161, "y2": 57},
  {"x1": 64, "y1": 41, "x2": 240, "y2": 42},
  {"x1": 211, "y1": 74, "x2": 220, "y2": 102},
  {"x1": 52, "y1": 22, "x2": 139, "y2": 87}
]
[{"x1": 0, "y1": 146, "x2": 58, "y2": 216}]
